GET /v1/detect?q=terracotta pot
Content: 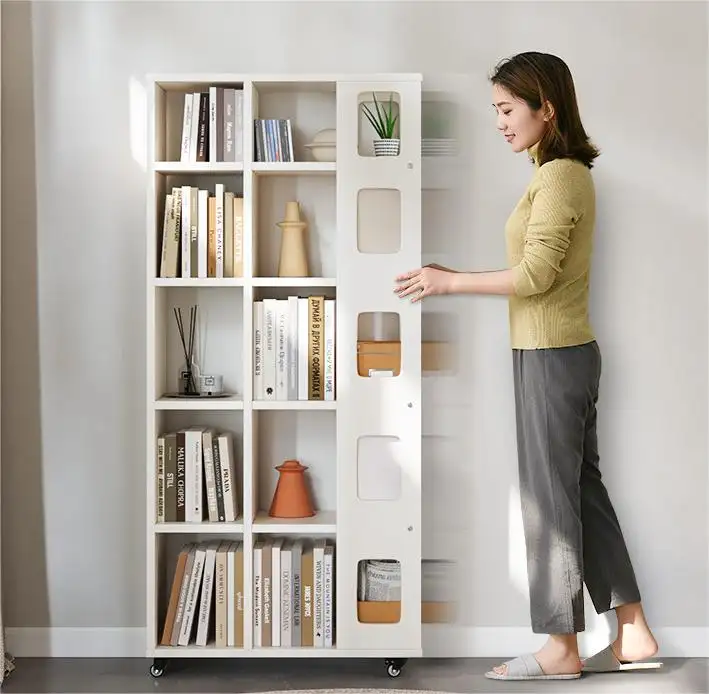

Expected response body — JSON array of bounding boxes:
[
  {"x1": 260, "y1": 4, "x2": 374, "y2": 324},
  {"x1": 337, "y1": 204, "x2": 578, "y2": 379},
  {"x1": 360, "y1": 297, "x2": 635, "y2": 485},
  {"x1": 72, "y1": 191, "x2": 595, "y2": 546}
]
[{"x1": 268, "y1": 459, "x2": 315, "y2": 518}]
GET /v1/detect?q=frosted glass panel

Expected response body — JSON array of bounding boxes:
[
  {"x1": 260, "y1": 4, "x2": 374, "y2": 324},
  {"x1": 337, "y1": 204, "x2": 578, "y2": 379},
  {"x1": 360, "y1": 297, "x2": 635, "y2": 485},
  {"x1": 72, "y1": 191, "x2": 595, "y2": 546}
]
[
  {"x1": 357, "y1": 189, "x2": 401, "y2": 254},
  {"x1": 357, "y1": 435, "x2": 402, "y2": 501}
]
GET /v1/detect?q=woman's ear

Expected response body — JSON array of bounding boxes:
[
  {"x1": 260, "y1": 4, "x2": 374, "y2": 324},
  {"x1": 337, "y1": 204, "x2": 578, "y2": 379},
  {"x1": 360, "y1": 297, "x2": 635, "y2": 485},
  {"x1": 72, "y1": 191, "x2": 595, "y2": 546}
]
[{"x1": 543, "y1": 100, "x2": 555, "y2": 122}]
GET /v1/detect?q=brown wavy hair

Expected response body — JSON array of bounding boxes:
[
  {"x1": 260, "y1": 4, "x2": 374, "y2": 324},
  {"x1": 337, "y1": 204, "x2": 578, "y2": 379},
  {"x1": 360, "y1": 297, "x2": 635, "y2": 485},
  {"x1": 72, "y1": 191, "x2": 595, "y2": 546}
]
[{"x1": 490, "y1": 51, "x2": 600, "y2": 168}]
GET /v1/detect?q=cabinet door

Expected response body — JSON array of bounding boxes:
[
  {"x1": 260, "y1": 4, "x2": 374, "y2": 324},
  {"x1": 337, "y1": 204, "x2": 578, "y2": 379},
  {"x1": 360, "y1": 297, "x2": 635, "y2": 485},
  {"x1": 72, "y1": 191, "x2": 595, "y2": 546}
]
[{"x1": 335, "y1": 78, "x2": 422, "y2": 653}]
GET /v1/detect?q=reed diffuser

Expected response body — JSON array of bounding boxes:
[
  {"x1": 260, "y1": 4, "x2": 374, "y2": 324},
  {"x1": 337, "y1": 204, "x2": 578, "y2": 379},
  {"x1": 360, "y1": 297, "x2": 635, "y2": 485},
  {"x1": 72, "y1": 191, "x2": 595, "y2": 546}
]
[{"x1": 174, "y1": 305, "x2": 198, "y2": 395}]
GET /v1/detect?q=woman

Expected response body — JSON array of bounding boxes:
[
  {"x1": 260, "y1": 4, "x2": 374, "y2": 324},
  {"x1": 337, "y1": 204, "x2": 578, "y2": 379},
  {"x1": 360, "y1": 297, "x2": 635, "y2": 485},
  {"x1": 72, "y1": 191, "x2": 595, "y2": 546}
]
[{"x1": 395, "y1": 52, "x2": 662, "y2": 681}]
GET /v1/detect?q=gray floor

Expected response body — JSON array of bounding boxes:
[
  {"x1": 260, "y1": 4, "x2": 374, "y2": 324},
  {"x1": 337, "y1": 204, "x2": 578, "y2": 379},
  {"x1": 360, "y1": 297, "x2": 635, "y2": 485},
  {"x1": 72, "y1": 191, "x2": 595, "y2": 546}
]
[{"x1": 0, "y1": 657, "x2": 706, "y2": 693}]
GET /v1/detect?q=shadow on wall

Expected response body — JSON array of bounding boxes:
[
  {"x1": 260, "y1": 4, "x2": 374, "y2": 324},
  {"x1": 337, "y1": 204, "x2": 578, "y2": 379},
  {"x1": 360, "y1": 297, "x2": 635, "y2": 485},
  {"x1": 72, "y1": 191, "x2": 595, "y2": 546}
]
[{"x1": 1, "y1": 0, "x2": 50, "y2": 654}]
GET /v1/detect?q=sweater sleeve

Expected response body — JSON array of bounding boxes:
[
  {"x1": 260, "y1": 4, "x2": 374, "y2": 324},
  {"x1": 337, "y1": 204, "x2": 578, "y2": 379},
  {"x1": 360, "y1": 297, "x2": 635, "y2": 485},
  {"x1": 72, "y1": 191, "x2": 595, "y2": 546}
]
[{"x1": 511, "y1": 161, "x2": 582, "y2": 297}]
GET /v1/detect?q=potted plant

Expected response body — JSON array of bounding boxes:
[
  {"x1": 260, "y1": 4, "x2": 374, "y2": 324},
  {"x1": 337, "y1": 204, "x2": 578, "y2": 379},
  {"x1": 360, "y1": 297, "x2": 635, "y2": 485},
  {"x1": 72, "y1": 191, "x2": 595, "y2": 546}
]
[{"x1": 361, "y1": 92, "x2": 400, "y2": 156}]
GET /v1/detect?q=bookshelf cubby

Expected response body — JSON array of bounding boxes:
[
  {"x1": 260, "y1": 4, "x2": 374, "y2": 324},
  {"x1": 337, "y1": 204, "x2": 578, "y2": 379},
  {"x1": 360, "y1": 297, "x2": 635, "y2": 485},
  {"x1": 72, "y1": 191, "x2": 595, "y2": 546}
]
[{"x1": 146, "y1": 73, "x2": 422, "y2": 679}]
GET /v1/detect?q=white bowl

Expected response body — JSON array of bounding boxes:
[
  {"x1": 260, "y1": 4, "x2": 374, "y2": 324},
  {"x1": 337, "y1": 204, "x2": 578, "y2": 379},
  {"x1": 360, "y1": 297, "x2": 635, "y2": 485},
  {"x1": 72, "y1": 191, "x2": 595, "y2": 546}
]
[{"x1": 304, "y1": 128, "x2": 336, "y2": 162}]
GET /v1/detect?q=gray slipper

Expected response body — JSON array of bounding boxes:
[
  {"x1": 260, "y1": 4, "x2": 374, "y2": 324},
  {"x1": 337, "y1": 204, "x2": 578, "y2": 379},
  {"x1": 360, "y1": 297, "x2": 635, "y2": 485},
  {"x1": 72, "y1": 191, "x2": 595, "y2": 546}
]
[
  {"x1": 582, "y1": 644, "x2": 664, "y2": 672},
  {"x1": 485, "y1": 653, "x2": 582, "y2": 680}
]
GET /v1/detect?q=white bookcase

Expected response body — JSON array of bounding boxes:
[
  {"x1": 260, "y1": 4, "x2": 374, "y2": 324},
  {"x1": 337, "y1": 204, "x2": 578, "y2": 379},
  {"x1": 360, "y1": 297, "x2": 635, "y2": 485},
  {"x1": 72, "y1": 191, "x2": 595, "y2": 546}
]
[{"x1": 145, "y1": 73, "x2": 422, "y2": 678}]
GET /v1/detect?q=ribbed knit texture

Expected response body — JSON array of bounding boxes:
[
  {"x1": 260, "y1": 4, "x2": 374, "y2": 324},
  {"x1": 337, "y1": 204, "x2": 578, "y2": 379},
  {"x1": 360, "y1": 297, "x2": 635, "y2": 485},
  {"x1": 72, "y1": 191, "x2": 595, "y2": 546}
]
[{"x1": 505, "y1": 145, "x2": 596, "y2": 349}]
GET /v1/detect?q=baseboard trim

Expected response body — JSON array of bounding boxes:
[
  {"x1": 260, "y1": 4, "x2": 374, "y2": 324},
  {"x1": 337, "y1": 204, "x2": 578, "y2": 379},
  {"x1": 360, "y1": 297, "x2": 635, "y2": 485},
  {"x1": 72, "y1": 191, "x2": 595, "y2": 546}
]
[
  {"x1": 421, "y1": 626, "x2": 709, "y2": 658},
  {"x1": 6, "y1": 628, "x2": 145, "y2": 658},
  {"x1": 6, "y1": 626, "x2": 708, "y2": 658}
]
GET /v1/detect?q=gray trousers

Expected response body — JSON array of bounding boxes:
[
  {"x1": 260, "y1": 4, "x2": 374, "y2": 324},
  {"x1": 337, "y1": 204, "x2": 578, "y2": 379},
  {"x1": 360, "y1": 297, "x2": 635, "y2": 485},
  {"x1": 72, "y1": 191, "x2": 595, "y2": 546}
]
[{"x1": 512, "y1": 340, "x2": 641, "y2": 634}]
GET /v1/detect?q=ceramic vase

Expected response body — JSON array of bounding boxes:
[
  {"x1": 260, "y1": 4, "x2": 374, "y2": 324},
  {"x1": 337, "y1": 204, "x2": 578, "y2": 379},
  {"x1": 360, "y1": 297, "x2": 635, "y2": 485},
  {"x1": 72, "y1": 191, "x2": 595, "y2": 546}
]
[
  {"x1": 373, "y1": 138, "x2": 400, "y2": 156},
  {"x1": 277, "y1": 201, "x2": 309, "y2": 277},
  {"x1": 268, "y1": 459, "x2": 315, "y2": 518}
]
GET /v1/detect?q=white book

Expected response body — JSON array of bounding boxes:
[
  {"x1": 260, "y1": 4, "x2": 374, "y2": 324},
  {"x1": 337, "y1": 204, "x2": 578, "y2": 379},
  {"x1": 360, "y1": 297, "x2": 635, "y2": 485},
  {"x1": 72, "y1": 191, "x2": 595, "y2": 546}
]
[
  {"x1": 180, "y1": 93, "x2": 193, "y2": 162},
  {"x1": 297, "y1": 297, "x2": 309, "y2": 399},
  {"x1": 313, "y1": 539, "x2": 326, "y2": 647},
  {"x1": 324, "y1": 299, "x2": 335, "y2": 401},
  {"x1": 201, "y1": 429, "x2": 218, "y2": 522},
  {"x1": 217, "y1": 433, "x2": 238, "y2": 521},
  {"x1": 280, "y1": 540, "x2": 293, "y2": 647},
  {"x1": 253, "y1": 541, "x2": 263, "y2": 646},
  {"x1": 253, "y1": 301, "x2": 263, "y2": 399},
  {"x1": 189, "y1": 92, "x2": 200, "y2": 162},
  {"x1": 276, "y1": 300, "x2": 288, "y2": 400},
  {"x1": 215, "y1": 183, "x2": 224, "y2": 277},
  {"x1": 287, "y1": 296, "x2": 299, "y2": 400},
  {"x1": 262, "y1": 299, "x2": 277, "y2": 400},
  {"x1": 271, "y1": 538, "x2": 284, "y2": 647},
  {"x1": 195, "y1": 542, "x2": 218, "y2": 645},
  {"x1": 181, "y1": 185, "x2": 192, "y2": 277},
  {"x1": 184, "y1": 427, "x2": 204, "y2": 522},
  {"x1": 198, "y1": 188, "x2": 208, "y2": 278},
  {"x1": 178, "y1": 544, "x2": 206, "y2": 645},
  {"x1": 323, "y1": 544, "x2": 334, "y2": 647}
]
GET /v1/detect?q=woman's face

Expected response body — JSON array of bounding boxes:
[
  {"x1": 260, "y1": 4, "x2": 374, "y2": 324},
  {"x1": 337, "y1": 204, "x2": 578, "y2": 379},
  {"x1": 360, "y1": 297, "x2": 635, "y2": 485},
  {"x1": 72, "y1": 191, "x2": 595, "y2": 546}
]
[{"x1": 492, "y1": 84, "x2": 548, "y2": 154}]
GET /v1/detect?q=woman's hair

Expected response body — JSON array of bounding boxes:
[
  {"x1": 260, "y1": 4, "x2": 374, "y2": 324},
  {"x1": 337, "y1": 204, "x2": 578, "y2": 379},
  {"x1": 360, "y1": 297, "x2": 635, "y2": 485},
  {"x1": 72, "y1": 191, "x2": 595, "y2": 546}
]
[{"x1": 490, "y1": 51, "x2": 599, "y2": 168}]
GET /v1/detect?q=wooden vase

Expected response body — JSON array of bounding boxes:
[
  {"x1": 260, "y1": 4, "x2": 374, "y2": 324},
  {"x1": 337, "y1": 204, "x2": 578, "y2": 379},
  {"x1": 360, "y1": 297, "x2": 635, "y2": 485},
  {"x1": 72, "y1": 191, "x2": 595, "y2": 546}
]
[
  {"x1": 268, "y1": 459, "x2": 315, "y2": 518},
  {"x1": 277, "y1": 201, "x2": 309, "y2": 277}
]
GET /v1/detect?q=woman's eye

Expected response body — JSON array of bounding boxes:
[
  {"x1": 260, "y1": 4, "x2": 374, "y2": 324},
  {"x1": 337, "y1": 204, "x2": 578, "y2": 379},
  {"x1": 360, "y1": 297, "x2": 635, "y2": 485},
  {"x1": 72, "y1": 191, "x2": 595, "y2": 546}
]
[{"x1": 503, "y1": 110, "x2": 511, "y2": 115}]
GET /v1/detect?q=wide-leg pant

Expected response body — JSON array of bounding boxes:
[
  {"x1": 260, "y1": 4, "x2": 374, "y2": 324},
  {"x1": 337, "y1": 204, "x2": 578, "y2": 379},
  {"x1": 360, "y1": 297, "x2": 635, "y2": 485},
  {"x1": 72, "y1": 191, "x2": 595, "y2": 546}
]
[{"x1": 512, "y1": 340, "x2": 642, "y2": 634}]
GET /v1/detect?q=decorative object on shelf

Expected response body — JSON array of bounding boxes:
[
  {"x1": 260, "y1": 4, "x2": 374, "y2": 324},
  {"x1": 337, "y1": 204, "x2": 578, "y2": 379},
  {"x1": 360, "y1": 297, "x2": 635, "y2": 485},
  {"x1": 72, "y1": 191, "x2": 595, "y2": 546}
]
[
  {"x1": 174, "y1": 305, "x2": 199, "y2": 395},
  {"x1": 198, "y1": 373, "x2": 223, "y2": 396},
  {"x1": 268, "y1": 459, "x2": 315, "y2": 518},
  {"x1": 361, "y1": 92, "x2": 399, "y2": 156},
  {"x1": 304, "y1": 128, "x2": 336, "y2": 162},
  {"x1": 277, "y1": 201, "x2": 309, "y2": 277}
]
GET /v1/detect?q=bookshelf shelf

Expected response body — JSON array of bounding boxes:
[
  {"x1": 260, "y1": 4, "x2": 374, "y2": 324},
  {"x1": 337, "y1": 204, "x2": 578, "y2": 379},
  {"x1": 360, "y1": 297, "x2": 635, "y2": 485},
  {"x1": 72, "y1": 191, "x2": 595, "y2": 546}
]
[
  {"x1": 251, "y1": 277, "x2": 336, "y2": 288},
  {"x1": 146, "y1": 72, "x2": 422, "y2": 677},
  {"x1": 252, "y1": 400, "x2": 336, "y2": 411},
  {"x1": 153, "y1": 162, "x2": 245, "y2": 174},
  {"x1": 154, "y1": 397, "x2": 244, "y2": 411},
  {"x1": 252, "y1": 162, "x2": 335, "y2": 175},
  {"x1": 153, "y1": 278, "x2": 246, "y2": 288},
  {"x1": 155, "y1": 521, "x2": 245, "y2": 534},
  {"x1": 253, "y1": 510, "x2": 337, "y2": 534}
]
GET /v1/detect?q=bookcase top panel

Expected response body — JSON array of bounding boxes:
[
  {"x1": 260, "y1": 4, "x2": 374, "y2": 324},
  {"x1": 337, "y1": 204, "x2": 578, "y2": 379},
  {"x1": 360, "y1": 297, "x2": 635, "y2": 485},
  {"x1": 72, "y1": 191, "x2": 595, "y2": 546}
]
[{"x1": 148, "y1": 73, "x2": 423, "y2": 90}]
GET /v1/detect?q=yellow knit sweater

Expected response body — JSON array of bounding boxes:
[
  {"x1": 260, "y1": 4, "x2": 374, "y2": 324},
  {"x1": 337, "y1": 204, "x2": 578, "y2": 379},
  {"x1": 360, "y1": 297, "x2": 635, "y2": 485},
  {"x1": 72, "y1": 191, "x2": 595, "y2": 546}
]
[{"x1": 505, "y1": 144, "x2": 596, "y2": 349}]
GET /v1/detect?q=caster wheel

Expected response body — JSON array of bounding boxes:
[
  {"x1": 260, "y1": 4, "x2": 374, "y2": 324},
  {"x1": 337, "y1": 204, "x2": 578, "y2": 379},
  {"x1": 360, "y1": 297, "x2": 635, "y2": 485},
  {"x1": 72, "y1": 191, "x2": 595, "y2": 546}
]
[
  {"x1": 387, "y1": 664, "x2": 402, "y2": 678},
  {"x1": 150, "y1": 658, "x2": 167, "y2": 678},
  {"x1": 385, "y1": 658, "x2": 407, "y2": 678}
]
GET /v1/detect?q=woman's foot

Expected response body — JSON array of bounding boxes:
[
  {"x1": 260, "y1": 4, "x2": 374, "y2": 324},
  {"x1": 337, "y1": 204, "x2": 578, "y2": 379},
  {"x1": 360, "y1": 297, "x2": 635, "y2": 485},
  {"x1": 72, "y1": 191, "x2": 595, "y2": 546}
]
[
  {"x1": 491, "y1": 634, "x2": 582, "y2": 677},
  {"x1": 612, "y1": 601, "x2": 659, "y2": 663}
]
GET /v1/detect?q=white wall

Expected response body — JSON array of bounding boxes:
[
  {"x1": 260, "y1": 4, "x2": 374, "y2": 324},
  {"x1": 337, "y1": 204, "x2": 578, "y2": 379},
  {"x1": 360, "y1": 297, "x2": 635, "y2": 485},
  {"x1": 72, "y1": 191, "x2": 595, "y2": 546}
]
[{"x1": 1, "y1": 0, "x2": 707, "y2": 657}]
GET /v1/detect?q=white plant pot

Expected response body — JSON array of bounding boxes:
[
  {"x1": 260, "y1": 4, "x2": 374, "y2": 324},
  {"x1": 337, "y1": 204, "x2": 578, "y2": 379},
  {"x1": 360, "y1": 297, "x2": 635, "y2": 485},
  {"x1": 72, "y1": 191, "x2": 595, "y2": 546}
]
[{"x1": 373, "y1": 138, "x2": 400, "y2": 156}]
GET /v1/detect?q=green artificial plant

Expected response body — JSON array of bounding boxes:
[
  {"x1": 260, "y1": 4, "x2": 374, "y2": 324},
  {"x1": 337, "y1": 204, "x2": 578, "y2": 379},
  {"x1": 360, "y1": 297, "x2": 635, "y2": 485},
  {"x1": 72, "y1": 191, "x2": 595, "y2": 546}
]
[{"x1": 361, "y1": 92, "x2": 399, "y2": 139}]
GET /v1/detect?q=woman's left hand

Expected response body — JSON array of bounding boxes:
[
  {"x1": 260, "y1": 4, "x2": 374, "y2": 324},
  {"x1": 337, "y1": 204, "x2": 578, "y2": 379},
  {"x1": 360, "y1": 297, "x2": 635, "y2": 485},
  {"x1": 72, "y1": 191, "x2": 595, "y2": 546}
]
[{"x1": 394, "y1": 265, "x2": 452, "y2": 301}]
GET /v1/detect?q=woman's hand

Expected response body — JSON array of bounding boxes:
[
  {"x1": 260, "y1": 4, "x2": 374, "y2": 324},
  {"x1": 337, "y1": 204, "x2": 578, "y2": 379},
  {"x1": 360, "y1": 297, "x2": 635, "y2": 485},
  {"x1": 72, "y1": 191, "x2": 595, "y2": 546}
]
[{"x1": 394, "y1": 265, "x2": 453, "y2": 302}]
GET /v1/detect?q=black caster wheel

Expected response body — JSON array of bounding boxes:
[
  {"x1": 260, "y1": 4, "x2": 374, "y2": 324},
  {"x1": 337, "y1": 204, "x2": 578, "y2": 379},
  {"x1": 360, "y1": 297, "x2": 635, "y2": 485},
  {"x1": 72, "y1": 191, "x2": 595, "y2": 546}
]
[
  {"x1": 150, "y1": 658, "x2": 167, "y2": 678},
  {"x1": 385, "y1": 658, "x2": 407, "y2": 678}
]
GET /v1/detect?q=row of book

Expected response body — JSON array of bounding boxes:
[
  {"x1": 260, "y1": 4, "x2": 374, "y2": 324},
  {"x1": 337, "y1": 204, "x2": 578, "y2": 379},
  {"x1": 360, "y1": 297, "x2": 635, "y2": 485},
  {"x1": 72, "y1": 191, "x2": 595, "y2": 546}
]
[
  {"x1": 156, "y1": 429, "x2": 239, "y2": 524},
  {"x1": 254, "y1": 118, "x2": 295, "y2": 162},
  {"x1": 179, "y1": 88, "x2": 244, "y2": 163},
  {"x1": 159, "y1": 186, "x2": 244, "y2": 279},
  {"x1": 159, "y1": 538, "x2": 335, "y2": 648},
  {"x1": 254, "y1": 296, "x2": 335, "y2": 401}
]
